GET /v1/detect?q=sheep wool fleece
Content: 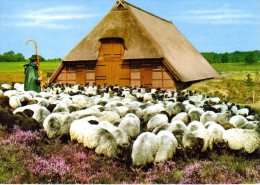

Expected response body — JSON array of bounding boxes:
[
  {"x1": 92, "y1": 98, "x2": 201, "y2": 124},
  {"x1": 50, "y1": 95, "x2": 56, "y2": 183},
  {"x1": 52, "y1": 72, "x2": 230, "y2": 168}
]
[{"x1": 24, "y1": 63, "x2": 41, "y2": 93}]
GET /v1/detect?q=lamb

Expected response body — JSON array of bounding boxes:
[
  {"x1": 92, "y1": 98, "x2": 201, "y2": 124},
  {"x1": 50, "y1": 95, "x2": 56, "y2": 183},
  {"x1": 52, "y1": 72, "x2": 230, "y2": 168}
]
[
  {"x1": 118, "y1": 113, "x2": 141, "y2": 139},
  {"x1": 131, "y1": 132, "x2": 159, "y2": 167},
  {"x1": 229, "y1": 115, "x2": 248, "y2": 128},
  {"x1": 222, "y1": 125, "x2": 260, "y2": 153},
  {"x1": 43, "y1": 112, "x2": 75, "y2": 139},
  {"x1": 200, "y1": 111, "x2": 217, "y2": 125},
  {"x1": 147, "y1": 114, "x2": 169, "y2": 131},
  {"x1": 154, "y1": 131, "x2": 178, "y2": 163},
  {"x1": 98, "y1": 121, "x2": 129, "y2": 147}
]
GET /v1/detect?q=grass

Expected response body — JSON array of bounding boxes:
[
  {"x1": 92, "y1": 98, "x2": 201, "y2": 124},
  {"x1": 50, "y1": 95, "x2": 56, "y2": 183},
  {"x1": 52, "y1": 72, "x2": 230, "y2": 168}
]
[
  {"x1": 211, "y1": 62, "x2": 260, "y2": 72},
  {"x1": 188, "y1": 63, "x2": 260, "y2": 112},
  {"x1": 0, "y1": 61, "x2": 259, "y2": 110},
  {"x1": 0, "y1": 61, "x2": 60, "y2": 83}
]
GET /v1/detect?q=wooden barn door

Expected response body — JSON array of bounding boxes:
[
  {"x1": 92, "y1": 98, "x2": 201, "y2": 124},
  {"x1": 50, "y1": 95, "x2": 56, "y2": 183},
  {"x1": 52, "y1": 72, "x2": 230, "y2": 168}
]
[
  {"x1": 141, "y1": 65, "x2": 152, "y2": 87},
  {"x1": 76, "y1": 64, "x2": 86, "y2": 84},
  {"x1": 96, "y1": 38, "x2": 126, "y2": 86}
]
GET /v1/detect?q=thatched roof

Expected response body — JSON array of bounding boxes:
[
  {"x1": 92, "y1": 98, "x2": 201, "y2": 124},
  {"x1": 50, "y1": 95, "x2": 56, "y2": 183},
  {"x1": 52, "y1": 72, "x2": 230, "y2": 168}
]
[{"x1": 59, "y1": 0, "x2": 218, "y2": 82}]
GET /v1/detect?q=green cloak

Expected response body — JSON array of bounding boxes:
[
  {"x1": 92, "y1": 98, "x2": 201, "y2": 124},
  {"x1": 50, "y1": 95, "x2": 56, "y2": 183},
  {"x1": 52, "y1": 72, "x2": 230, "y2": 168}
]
[{"x1": 24, "y1": 63, "x2": 41, "y2": 93}]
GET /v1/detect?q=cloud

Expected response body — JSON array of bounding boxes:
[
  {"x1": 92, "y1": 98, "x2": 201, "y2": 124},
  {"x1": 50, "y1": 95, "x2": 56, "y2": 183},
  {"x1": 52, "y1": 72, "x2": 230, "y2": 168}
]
[
  {"x1": 174, "y1": 8, "x2": 259, "y2": 25},
  {"x1": 1, "y1": 6, "x2": 100, "y2": 29}
]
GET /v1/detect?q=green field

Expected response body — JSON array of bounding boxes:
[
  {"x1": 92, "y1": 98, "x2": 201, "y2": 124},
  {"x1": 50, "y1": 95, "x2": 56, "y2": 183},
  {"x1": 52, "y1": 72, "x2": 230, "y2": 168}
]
[
  {"x1": 0, "y1": 61, "x2": 61, "y2": 83},
  {"x1": 0, "y1": 61, "x2": 259, "y2": 83},
  {"x1": 0, "y1": 61, "x2": 259, "y2": 110},
  {"x1": 211, "y1": 62, "x2": 260, "y2": 72}
]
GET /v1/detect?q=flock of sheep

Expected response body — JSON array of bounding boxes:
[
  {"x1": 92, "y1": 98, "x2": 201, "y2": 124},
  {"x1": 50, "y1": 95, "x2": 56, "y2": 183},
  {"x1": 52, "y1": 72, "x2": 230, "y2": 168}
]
[{"x1": 0, "y1": 83, "x2": 260, "y2": 167}]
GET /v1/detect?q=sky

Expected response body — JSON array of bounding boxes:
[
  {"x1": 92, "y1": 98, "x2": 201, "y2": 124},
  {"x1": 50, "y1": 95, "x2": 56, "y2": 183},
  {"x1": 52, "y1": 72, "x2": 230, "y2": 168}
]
[{"x1": 0, "y1": 0, "x2": 260, "y2": 59}]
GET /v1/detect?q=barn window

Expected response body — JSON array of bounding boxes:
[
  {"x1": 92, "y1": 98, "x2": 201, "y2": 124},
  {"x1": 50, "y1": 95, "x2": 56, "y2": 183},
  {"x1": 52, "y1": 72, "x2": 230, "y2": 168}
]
[
  {"x1": 131, "y1": 65, "x2": 140, "y2": 70},
  {"x1": 67, "y1": 65, "x2": 75, "y2": 71},
  {"x1": 87, "y1": 65, "x2": 95, "y2": 71}
]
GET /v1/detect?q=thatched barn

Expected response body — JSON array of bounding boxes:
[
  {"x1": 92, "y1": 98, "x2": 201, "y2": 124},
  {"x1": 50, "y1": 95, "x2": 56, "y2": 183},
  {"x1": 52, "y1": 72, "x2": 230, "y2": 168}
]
[{"x1": 49, "y1": 0, "x2": 218, "y2": 90}]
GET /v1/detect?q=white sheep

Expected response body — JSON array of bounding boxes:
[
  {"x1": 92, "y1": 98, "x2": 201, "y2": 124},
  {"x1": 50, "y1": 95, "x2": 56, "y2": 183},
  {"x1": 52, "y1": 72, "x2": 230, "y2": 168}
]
[
  {"x1": 1, "y1": 83, "x2": 12, "y2": 90},
  {"x1": 200, "y1": 111, "x2": 217, "y2": 125},
  {"x1": 142, "y1": 104, "x2": 165, "y2": 123},
  {"x1": 229, "y1": 115, "x2": 248, "y2": 128},
  {"x1": 147, "y1": 114, "x2": 169, "y2": 131},
  {"x1": 97, "y1": 111, "x2": 120, "y2": 124},
  {"x1": 118, "y1": 113, "x2": 141, "y2": 139},
  {"x1": 34, "y1": 97, "x2": 49, "y2": 107},
  {"x1": 71, "y1": 108, "x2": 100, "y2": 120},
  {"x1": 112, "y1": 106, "x2": 129, "y2": 117},
  {"x1": 13, "y1": 104, "x2": 50, "y2": 123},
  {"x1": 9, "y1": 96, "x2": 21, "y2": 109},
  {"x1": 72, "y1": 95, "x2": 89, "y2": 109},
  {"x1": 182, "y1": 121, "x2": 212, "y2": 152},
  {"x1": 70, "y1": 116, "x2": 98, "y2": 143},
  {"x1": 206, "y1": 121, "x2": 225, "y2": 149},
  {"x1": 43, "y1": 112, "x2": 75, "y2": 138},
  {"x1": 188, "y1": 108, "x2": 204, "y2": 121},
  {"x1": 222, "y1": 126, "x2": 260, "y2": 153},
  {"x1": 155, "y1": 131, "x2": 178, "y2": 163},
  {"x1": 98, "y1": 121, "x2": 129, "y2": 147},
  {"x1": 131, "y1": 132, "x2": 159, "y2": 167},
  {"x1": 70, "y1": 118, "x2": 91, "y2": 142},
  {"x1": 14, "y1": 83, "x2": 24, "y2": 91},
  {"x1": 4, "y1": 90, "x2": 17, "y2": 98},
  {"x1": 82, "y1": 124, "x2": 120, "y2": 157},
  {"x1": 52, "y1": 102, "x2": 70, "y2": 113},
  {"x1": 171, "y1": 112, "x2": 189, "y2": 125}
]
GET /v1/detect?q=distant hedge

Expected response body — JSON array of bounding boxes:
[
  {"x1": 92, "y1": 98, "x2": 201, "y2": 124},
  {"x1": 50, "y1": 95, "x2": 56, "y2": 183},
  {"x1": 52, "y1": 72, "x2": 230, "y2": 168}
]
[
  {"x1": 201, "y1": 50, "x2": 260, "y2": 64},
  {"x1": 0, "y1": 51, "x2": 61, "y2": 62},
  {"x1": 1, "y1": 50, "x2": 259, "y2": 64}
]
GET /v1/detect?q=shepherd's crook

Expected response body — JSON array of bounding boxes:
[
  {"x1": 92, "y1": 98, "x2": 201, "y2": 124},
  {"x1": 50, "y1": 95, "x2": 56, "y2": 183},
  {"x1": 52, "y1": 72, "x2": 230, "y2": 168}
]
[{"x1": 25, "y1": 39, "x2": 44, "y2": 91}]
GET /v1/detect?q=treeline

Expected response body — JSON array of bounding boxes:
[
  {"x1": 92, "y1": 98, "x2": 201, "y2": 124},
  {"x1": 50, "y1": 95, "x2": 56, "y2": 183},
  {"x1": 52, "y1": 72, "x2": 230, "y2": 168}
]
[
  {"x1": 1, "y1": 50, "x2": 259, "y2": 64},
  {"x1": 0, "y1": 51, "x2": 61, "y2": 62},
  {"x1": 201, "y1": 50, "x2": 260, "y2": 64}
]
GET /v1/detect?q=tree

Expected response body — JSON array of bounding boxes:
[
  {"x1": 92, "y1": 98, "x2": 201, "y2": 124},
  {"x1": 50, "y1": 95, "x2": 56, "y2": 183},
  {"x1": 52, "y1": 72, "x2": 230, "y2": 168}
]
[
  {"x1": 221, "y1": 53, "x2": 229, "y2": 63},
  {"x1": 245, "y1": 52, "x2": 257, "y2": 64},
  {"x1": 15, "y1": 53, "x2": 25, "y2": 62}
]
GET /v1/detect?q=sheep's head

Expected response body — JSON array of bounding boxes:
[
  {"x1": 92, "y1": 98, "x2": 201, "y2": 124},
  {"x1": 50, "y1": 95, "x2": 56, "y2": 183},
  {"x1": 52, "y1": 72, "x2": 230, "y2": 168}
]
[{"x1": 182, "y1": 132, "x2": 204, "y2": 152}]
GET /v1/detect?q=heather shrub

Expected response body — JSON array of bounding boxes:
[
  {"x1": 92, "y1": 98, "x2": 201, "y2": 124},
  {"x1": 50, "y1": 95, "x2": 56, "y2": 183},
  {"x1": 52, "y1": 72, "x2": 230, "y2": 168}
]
[
  {"x1": 28, "y1": 154, "x2": 73, "y2": 183},
  {"x1": 1, "y1": 126, "x2": 41, "y2": 146},
  {"x1": 180, "y1": 162, "x2": 203, "y2": 184}
]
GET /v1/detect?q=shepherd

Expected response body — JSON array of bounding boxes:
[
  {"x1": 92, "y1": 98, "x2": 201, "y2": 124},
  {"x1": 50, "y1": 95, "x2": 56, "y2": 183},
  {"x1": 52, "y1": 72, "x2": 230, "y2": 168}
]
[{"x1": 24, "y1": 40, "x2": 43, "y2": 92}]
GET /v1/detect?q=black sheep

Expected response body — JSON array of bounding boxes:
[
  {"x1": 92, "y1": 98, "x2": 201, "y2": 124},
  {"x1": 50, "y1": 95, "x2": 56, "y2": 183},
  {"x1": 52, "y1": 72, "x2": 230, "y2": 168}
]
[{"x1": 0, "y1": 96, "x2": 10, "y2": 108}]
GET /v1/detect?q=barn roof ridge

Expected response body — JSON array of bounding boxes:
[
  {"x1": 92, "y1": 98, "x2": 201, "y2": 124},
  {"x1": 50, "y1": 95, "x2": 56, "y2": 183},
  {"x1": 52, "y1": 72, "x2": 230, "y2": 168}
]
[{"x1": 123, "y1": 1, "x2": 172, "y2": 24}]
